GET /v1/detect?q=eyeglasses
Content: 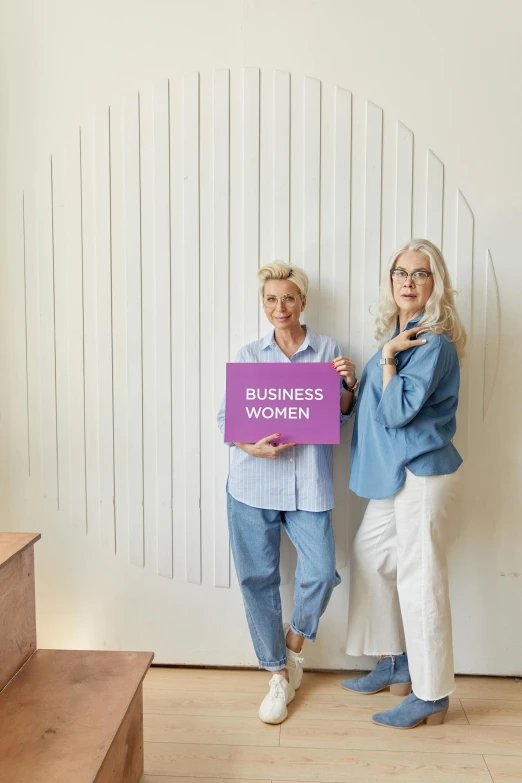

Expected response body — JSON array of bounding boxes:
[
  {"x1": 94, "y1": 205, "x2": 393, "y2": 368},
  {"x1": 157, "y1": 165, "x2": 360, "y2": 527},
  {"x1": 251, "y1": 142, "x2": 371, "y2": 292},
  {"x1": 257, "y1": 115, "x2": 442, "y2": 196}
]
[
  {"x1": 390, "y1": 269, "x2": 432, "y2": 285},
  {"x1": 262, "y1": 294, "x2": 302, "y2": 308}
]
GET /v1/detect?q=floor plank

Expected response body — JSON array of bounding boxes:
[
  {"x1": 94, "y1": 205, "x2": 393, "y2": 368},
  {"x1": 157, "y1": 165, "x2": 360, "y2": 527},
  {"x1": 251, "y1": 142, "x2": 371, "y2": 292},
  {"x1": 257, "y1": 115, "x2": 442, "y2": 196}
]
[
  {"x1": 454, "y1": 677, "x2": 522, "y2": 702},
  {"x1": 145, "y1": 667, "x2": 269, "y2": 693},
  {"x1": 144, "y1": 713, "x2": 279, "y2": 746},
  {"x1": 280, "y1": 717, "x2": 522, "y2": 755},
  {"x1": 144, "y1": 687, "x2": 467, "y2": 725},
  {"x1": 461, "y1": 699, "x2": 522, "y2": 726},
  {"x1": 484, "y1": 755, "x2": 522, "y2": 782},
  {"x1": 144, "y1": 742, "x2": 492, "y2": 781},
  {"x1": 145, "y1": 668, "x2": 522, "y2": 701},
  {"x1": 144, "y1": 688, "x2": 267, "y2": 718},
  {"x1": 142, "y1": 778, "x2": 269, "y2": 783}
]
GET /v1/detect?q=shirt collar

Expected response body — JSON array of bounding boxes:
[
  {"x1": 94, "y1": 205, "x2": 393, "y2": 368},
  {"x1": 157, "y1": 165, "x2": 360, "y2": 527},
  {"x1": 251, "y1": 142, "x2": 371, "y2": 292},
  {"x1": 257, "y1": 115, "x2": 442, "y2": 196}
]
[
  {"x1": 261, "y1": 324, "x2": 318, "y2": 354},
  {"x1": 406, "y1": 312, "x2": 424, "y2": 328},
  {"x1": 394, "y1": 311, "x2": 424, "y2": 335}
]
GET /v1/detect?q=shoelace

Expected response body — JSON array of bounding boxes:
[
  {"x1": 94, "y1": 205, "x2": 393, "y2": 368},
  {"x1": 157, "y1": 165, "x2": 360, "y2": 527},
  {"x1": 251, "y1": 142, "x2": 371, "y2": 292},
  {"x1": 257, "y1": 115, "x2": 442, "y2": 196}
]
[{"x1": 269, "y1": 677, "x2": 286, "y2": 699}]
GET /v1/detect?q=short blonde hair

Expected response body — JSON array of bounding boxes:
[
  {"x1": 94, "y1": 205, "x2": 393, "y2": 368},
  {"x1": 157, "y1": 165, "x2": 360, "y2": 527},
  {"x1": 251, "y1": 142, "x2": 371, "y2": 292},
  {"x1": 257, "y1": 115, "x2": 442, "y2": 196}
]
[
  {"x1": 257, "y1": 262, "x2": 309, "y2": 298},
  {"x1": 374, "y1": 238, "x2": 467, "y2": 361}
]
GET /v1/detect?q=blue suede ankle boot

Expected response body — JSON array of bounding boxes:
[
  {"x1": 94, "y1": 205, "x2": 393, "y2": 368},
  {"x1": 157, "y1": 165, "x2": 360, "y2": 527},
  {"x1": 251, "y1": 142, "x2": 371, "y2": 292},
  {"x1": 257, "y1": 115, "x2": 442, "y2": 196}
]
[
  {"x1": 341, "y1": 654, "x2": 411, "y2": 695},
  {"x1": 372, "y1": 690, "x2": 449, "y2": 728}
]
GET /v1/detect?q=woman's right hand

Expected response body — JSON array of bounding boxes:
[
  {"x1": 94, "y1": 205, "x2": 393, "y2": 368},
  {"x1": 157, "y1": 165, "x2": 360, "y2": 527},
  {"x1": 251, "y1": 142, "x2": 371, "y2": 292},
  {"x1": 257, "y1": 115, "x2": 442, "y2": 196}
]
[
  {"x1": 235, "y1": 433, "x2": 296, "y2": 459},
  {"x1": 383, "y1": 327, "x2": 428, "y2": 358}
]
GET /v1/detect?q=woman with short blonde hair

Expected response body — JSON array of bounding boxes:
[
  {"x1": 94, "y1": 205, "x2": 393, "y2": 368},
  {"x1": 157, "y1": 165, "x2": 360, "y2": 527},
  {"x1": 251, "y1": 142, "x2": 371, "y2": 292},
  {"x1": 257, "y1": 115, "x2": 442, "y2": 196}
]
[
  {"x1": 342, "y1": 239, "x2": 466, "y2": 729},
  {"x1": 218, "y1": 260, "x2": 356, "y2": 725}
]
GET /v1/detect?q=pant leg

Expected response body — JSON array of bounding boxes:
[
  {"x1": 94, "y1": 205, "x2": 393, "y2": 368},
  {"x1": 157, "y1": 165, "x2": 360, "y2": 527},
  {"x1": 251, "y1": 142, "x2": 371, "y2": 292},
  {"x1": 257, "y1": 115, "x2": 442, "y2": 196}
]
[
  {"x1": 346, "y1": 497, "x2": 406, "y2": 656},
  {"x1": 394, "y1": 469, "x2": 456, "y2": 700},
  {"x1": 227, "y1": 493, "x2": 286, "y2": 671},
  {"x1": 283, "y1": 509, "x2": 339, "y2": 641}
]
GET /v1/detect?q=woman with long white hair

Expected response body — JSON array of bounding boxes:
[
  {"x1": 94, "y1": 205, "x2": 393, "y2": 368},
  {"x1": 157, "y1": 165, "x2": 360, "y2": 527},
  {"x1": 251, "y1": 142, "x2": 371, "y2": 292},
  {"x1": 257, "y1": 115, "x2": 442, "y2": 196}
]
[{"x1": 341, "y1": 239, "x2": 466, "y2": 729}]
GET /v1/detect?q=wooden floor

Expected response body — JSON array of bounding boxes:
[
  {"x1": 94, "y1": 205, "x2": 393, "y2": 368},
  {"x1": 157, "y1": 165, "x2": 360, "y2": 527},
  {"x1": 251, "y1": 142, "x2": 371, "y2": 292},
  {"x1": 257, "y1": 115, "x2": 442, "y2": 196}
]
[{"x1": 141, "y1": 667, "x2": 522, "y2": 783}]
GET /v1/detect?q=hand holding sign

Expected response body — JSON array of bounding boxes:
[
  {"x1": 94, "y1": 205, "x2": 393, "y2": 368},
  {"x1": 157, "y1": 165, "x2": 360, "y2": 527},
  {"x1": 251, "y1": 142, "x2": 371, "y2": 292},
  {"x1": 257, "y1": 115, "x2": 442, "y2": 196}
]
[
  {"x1": 332, "y1": 355, "x2": 356, "y2": 387},
  {"x1": 235, "y1": 433, "x2": 297, "y2": 459}
]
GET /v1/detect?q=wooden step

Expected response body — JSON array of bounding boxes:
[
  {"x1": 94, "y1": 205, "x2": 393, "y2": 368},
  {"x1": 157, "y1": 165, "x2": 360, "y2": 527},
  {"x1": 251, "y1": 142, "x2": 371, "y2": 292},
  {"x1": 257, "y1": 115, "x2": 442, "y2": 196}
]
[
  {"x1": 0, "y1": 648, "x2": 153, "y2": 783},
  {"x1": 0, "y1": 532, "x2": 40, "y2": 691}
]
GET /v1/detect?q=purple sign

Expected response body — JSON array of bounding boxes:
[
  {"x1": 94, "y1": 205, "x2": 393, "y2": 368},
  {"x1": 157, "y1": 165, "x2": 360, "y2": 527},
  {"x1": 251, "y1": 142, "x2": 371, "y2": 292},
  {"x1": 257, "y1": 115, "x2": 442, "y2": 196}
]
[{"x1": 224, "y1": 363, "x2": 341, "y2": 445}]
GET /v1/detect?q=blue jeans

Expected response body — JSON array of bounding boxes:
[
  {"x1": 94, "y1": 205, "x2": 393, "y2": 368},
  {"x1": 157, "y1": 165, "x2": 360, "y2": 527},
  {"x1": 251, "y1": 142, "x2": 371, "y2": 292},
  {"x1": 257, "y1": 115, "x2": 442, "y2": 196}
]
[{"x1": 227, "y1": 493, "x2": 341, "y2": 671}]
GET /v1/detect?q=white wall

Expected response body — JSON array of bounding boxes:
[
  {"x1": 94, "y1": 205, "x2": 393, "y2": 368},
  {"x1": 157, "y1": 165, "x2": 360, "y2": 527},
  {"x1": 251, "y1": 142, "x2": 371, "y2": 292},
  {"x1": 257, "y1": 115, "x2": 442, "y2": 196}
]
[{"x1": 0, "y1": 0, "x2": 521, "y2": 674}]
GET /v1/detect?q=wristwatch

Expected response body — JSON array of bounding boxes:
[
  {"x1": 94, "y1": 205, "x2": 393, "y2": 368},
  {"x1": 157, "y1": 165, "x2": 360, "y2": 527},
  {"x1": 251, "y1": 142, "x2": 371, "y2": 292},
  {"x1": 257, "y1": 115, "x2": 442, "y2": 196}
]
[
  {"x1": 342, "y1": 377, "x2": 359, "y2": 394},
  {"x1": 379, "y1": 357, "x2": 398, "y2": 365}
]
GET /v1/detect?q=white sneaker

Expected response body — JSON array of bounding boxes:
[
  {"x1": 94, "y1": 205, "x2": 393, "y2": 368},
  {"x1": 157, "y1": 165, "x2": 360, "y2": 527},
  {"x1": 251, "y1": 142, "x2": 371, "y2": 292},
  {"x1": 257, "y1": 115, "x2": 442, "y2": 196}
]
[
  {"x1": 258, "y1": 674, "x2": 295, "y2": 724},
  {"x1": 283, "y1": 622, "x2": 305, "y2": 691}
]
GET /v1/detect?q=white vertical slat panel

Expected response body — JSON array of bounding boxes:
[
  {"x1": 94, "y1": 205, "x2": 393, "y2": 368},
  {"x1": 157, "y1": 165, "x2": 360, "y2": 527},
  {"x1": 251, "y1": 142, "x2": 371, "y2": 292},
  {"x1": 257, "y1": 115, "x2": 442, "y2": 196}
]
[
  {"x1": 395, "y1": 121, "x2": 414, "y2": 248},
  {"x1": 7, "y1": 195, "x2": 30, "y2": 477},
  {"x1": 333, "y1": 86, "x2": 352, "y2": 346},
  {"x1": 139, "y1": 86, "x2": 159, "y2": 570},
  {"x1": 213, "y1": 69, "x2": 231, "y2": 588},
  {"x1": 24, "y1": 188, "x2": 42, "y2": 488},
  {"x1": 454, "y1": 190, "x2": 474, "y2": 458},
  {"x1": 273, "y1": 70, "x2": 290, "y2": 262},
  {"x1": 331, "y1": 85, "x2": 352, "y2": 569},
  {"x1": 38, "y1": 158, "x2": 59, "y2": 505},
  {"x1": 317, "y1": 83, "x2": 334, "y2": 340},
  {"x1": 425, "y1": 149, "x2": 444, "y2": 248},
  {"x1": 362, "y1": 101, "x2": 383, "y2": 362},
  {"x1": 243, "y1": 67, "x2": 260, "y2": 343},
  {"x1": 66, "y1": 133, "x2": 87, "y2": 530},
  {"x1": 227, "y1": 70, "x2": 243, "y2": 592},
  {"x1": 183, "y1": 72, "x2": 202, "y2": 584},
  {"x1": 22, "y1": 196, "x2": 31, "y2": 474},
  {"x1": 81, "y1": 121, "x2": 100, "y2": 536},
  {"x1": 258, "y1": 70, "x2": 272, "y2": 337},
  {"x1": 109, "y1": 97, "x2": 129, "y2": 562},
  {"x1": 169, "y1": 76, "x2": 185, "y2": 579},
  {"x1": 456, "y1": 190, "x2": 474, "y2": 335},
  {"x1": 94, "y1": 108, "x2": 116, "y2": 551},
  {"x1": 52, "y1": 153, "x2": 71, "y2": 516},
  {"x1": 153, "y1": 80, "x2": 173, "y2": 578},
  {"x1": 484, "y1": 250, "x2": 500, "y2": 419},
  {"x1": 123, "y1": 93, "x2": 145, "y2": 566},
  {"x1": 302, "y1": 77, "x2": 321, "y2": 327}
]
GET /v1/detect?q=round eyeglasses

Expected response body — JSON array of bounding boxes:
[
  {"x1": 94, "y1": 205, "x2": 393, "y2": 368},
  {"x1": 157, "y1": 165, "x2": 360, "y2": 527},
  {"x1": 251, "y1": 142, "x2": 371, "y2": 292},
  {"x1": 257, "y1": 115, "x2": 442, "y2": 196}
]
[
  {"x1": 262, "y1": 294, "x2": 302, "y2": 308},
  {"x1": 390, "y1": 270, "x2": 432, "y2": 285}
]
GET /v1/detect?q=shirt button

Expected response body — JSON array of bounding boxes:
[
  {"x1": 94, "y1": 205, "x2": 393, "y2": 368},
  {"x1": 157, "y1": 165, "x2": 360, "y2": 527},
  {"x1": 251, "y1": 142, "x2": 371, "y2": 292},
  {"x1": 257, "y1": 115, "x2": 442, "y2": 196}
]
[{"x1": 289, "y1": 458, "x2": 293, "y2": 463}]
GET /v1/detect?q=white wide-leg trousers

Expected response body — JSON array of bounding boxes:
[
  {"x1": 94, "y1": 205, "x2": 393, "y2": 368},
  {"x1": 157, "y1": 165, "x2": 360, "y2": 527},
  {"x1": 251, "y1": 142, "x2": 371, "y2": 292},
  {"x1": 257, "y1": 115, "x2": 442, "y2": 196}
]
[{"x1": 346, "y1": 469, "x2": 456, "y2": 701}]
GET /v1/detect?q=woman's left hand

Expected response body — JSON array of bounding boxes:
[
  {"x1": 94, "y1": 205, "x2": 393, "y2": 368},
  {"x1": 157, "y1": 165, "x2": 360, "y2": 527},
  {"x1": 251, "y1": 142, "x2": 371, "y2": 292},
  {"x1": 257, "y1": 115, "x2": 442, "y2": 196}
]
[{"x1": 332, "y1": 356, "x2": 356, "y2": 387}]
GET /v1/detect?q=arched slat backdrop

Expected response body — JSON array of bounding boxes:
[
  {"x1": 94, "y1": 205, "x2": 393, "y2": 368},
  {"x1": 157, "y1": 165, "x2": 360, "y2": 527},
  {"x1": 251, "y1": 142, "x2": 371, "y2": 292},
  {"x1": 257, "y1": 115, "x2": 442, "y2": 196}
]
[{"x1": 19, "y1": 68, "x2": 499, "y2": 587}]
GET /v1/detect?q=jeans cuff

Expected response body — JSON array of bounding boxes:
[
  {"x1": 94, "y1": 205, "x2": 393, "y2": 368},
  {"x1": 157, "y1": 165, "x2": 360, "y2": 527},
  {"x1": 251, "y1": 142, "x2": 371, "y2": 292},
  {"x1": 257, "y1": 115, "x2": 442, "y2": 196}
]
[
  {"x1": 291, "y1": 623, "x2": 316, "y2": 642},
  {"x1": 258, "y1": 657, "x2": 286, "y2": 671}
]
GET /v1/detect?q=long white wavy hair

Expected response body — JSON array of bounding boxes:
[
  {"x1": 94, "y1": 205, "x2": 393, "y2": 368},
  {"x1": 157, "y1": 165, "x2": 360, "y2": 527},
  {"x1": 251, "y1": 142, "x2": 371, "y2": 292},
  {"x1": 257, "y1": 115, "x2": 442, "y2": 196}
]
[{"x1": 374, "y1": 238, "x2": 467, "y2": 361}]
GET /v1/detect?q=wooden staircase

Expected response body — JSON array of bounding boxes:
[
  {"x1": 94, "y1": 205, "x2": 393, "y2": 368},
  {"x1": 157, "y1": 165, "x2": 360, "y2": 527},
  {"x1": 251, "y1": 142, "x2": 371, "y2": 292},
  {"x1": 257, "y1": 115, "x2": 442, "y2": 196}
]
[{"x1": 0, "y1": 533, "x2": 153, "y2": 783}]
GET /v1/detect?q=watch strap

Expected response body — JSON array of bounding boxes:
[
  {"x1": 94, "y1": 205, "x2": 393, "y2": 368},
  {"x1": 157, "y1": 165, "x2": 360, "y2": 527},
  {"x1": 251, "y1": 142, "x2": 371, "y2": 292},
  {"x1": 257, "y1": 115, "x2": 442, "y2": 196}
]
[{"x1": 379, "y1": 357, "x2": 398, "y2": 365}]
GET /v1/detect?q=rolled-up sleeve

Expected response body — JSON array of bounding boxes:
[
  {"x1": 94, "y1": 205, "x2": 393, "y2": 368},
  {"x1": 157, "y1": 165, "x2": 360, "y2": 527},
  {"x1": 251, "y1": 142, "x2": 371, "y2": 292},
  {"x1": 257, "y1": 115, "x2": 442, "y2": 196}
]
[
  {"x1": 334, "y1": 343, "x2": 357, "y2": 425},
  {"x1": 374, "y1": 337, "x2": 446, "y2": 429},
  {"x1": 217, "y1": 393, "x2": 232, "y2": 444}
]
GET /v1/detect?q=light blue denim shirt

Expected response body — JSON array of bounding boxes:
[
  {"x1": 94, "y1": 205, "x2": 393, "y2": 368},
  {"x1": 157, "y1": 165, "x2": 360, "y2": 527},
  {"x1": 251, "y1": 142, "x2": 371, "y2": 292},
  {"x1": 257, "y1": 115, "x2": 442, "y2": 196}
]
[
  {"x1": 350, "y1": 315, "x2": 462, "y2": 500},
  {"x1": 217, "y1": 326, "x2": 350, "y2": 512}
]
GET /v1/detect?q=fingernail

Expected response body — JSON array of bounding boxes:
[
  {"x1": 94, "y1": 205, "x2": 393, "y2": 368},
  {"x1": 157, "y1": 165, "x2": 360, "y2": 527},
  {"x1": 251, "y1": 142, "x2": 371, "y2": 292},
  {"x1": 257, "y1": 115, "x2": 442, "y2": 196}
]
[
  {"x1": 276, "y1": 433, "x2": 280, "y2": 437},
  {"x1": 422, "y1": 339, "x2": 427, "y2": 343}
]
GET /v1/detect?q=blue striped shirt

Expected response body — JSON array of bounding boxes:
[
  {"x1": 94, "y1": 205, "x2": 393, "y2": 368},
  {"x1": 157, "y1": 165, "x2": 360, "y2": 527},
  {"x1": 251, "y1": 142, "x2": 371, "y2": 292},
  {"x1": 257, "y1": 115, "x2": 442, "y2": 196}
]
[{"x1": 217, "y1": 326, "x2": 350, "y2": 511}]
